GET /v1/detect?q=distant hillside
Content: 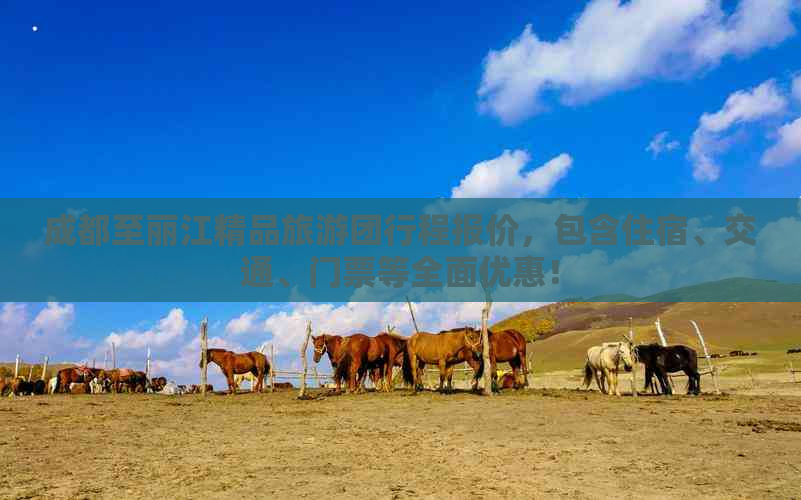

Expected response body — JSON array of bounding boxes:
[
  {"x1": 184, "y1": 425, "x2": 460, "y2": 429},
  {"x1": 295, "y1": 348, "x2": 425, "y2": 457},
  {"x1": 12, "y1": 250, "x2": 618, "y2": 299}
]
[
  {"x1": 494, "y1": 301, "x2": 801, "y2": 373},
  {"x1": 0, "y1": 362, "x2": 74, "y2": 380}
]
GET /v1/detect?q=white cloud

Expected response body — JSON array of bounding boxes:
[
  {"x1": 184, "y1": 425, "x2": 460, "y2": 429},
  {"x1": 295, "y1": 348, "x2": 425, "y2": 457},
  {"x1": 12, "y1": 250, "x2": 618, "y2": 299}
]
[
  {"x1": 689, "y1": 79, "x2": 788, "y2": 181},
  {"x1": 31, "y1": 302, "x2": 75, "y2": 334},
  {"x1": 762, "y1": 116, "x2": 801, "y2": 167},
  {"x1": 451, "y1": 150, "x2": 572, "y2": 198},
  {"x1": 478, "y1": 0, "x2": 798, "y2": 124},
  {"x1": 646, "y1": 131, "x2": 681, "y2": 157},
  {"x1": 106, "y1": 308, "x2": 188, "y2": 350},
  {"x1": 225, "y1": 309, "x2": 261, "y2": 335},
  {"x1": 793, "y1": 74, "x2": 801, "y2": 102}
]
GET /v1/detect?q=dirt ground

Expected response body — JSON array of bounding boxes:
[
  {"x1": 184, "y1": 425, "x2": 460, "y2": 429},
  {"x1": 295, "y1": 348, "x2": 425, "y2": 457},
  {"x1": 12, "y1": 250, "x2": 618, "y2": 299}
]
[{"x1": 3, "y1": 384, "x2": 801, "y2": 500}]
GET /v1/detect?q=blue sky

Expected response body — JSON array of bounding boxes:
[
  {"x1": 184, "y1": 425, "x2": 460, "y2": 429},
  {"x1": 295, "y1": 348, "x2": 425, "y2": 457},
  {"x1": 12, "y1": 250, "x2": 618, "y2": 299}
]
[{"x1": 2, "y1": 1, "x2": 801, "y2": 383}]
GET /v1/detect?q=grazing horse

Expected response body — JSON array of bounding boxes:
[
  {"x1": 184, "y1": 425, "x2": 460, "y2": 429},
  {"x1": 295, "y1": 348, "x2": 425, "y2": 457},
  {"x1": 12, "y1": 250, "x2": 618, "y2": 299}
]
[
  {"x1": 634, "y1": 344, "x2": 701, "y2": 396},
  {"x1": 97, "y1": 368, "x2": 138, "y2": 393},
  {"x1": 583, "y1": 342, "x2": 634, "y2": 396},
  {"x1": 202, "y1": 349, "x2": 270, "y2": 394},
  {"x1": 402, "y1": 327, "x2": 483, "y2": 393},
  {"x1": 474, "y1": 329, "x2": 530, "y2": 390},
  {"x1": 56, "y1": 366, "x2": 98, "y2": 394}
]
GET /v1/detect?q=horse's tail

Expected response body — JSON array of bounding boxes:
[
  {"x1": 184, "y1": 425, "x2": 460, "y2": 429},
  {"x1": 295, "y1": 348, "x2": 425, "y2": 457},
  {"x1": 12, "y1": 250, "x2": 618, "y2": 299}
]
[
  {"x1": 583, "y1": 361, "x2": 593, "y2": 389},
  {"x1": 401, "y1": 344, "x2": 414, "y2": 386},
  {"x1": 333, "y1": 350, "x2": 351, "y2": 384}
]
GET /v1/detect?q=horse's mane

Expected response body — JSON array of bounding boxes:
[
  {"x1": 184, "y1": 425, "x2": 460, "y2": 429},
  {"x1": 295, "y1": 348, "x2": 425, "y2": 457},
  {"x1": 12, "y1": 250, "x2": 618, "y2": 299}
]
[{"x1": 438, "y1": 326, "x2": 478, "y2": 334}]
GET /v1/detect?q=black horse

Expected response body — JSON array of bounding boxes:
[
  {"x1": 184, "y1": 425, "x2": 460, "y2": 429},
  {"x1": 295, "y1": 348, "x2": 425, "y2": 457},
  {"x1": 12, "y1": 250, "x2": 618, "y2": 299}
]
[{"x1": 634, "y1": 343, "x2": 701, "y2": 395}]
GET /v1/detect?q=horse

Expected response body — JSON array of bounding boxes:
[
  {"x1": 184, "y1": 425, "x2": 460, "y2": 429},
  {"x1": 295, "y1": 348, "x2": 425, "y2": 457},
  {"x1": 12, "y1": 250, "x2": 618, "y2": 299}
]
[
  {"x1": 96, "y1": 368, "x2": 138, "y2": 393},
  {"x1": 313, "y1": 333, "x2": 375, "y2": 393},
  {"x1": 11, "y1": 378, "x2": 35, "y2": 396},
  {"x1": 233, "y1": 372, "x2": 264, "y2": 392},
  {"x1": 149, "y1": 376, "x2": 167, "y2": 392},
  {"x1": 55, "y1": 366, "x2": 98, "y2": 393},
  {"x1": 634, "y1": 343, "x2": 701, "y2": 395},
  {"x1": 312, "y1": 334, "x2": 346, "y2": 390},
  {"x1": 32, "y1": 379, "x2": 46, "y2": 395},
  {"x1": 582, "y1": 341, "x2": 634, "y2": 396},
  {"x1": 332, "y1": 334, "x2": 377, "y2": 393},
  {"x1": 473, "y1": 329, "x2": 530, "y2": 390},
  {"x1": 202, "y1": 349, "x2": 270, "y2": 394},
  {"x1": 365, "y1": 332, "x2": 408, "y2": 392},
  {"x1": 402, "y1": 327, "x2": 483, "y2": 393},
  {"x1": 47, "y1": 376, "x2": 58, "y2": 394}
]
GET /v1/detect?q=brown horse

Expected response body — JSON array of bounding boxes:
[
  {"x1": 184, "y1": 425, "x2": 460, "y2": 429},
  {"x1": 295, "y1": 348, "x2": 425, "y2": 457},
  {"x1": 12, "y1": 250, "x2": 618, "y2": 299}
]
[
  {"x1": 474, "y1": 329, "x2": 530, "y2": 390},
  {"x1": 370, "y1": 332, "x2": 409, "y2": 391},
  {"x1": 202, "y1": 349, "x2": 270, "y2": 394},
  {"x1": 402, "y1": 327, "x2": 483, "y2": 393},
  {"x1": 56, "y1": 366, "x2": 99, "y2": 393},
  {"x1": 332, "y1": 334, "x2": 376, "y2": 393},
  {"x1": 96, "y1": 368, "x2": 142, "y2": 393},
  {"x1": 312, "y1": 333, "x2": 365, "y2": 393}
]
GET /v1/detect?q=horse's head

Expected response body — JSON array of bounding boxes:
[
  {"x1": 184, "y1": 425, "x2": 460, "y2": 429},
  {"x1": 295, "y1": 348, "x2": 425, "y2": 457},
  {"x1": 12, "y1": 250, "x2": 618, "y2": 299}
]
[
  {"x1": 618, "y1": 340, "x2": 634, "y2": 372},
  {"x1": 463, "y1": 328, "x2": 483, "y2": 356},
  {"x1": 312, "y1": 335, "x2": 327, "y2": 363}
]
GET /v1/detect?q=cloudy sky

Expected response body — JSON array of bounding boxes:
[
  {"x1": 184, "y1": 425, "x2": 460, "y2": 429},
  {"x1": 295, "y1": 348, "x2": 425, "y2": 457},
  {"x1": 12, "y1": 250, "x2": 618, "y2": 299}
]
[{"x1": 2, "y1": 0, "x2": 801, "y2": 383}]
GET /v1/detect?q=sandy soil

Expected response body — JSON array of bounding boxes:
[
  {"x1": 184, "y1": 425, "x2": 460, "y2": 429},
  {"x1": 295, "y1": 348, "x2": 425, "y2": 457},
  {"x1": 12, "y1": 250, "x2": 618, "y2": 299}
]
[{"x1": 3, "y1": 385, "x2": 801, "y2": 500}]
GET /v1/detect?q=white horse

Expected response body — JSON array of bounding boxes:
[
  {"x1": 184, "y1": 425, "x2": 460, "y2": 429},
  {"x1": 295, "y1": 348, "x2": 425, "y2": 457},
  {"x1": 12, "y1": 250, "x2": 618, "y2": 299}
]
[
  {"x1": 47, "y1": 376, "x2": 58, "y2": 394},
  {"x1": 89, "y1": 377, "x2": 104, "y2": 394},
  {"x1": 233, "y1": 372, "x2": 263, "y2": 391},
  {"x1": 583, "y1": 341, "x2": 634, "y2": 396}
]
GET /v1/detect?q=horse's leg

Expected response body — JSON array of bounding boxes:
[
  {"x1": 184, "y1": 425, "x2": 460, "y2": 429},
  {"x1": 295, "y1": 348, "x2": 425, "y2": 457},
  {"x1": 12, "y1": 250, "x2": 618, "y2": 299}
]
[
  {"x1": 226, "y1": 371, "x2": 236, "y2": 395},
  {"x1": 385, "y1": 347, "x2": 395, "y2": 392},
  {"x1": 611, "y1": 370, "x2": 620, "y2": 396},
  {"x1": 409, "y1": 351, "x2": 418, "y2": 393},
  {"x1": 600, "y1": 368, "x2": 610, "y2": 394},
  {"x1": 437, "y1": 361, "x2": 447, "y2": 393}
]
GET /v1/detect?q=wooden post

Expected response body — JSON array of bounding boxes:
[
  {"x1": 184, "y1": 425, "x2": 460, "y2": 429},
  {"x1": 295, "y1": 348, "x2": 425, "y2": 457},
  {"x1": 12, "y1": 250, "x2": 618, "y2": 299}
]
[
  {"x1": 405, "y1": 296, "x2": 420, "y2": 334},
  {"x1": 690, "y1": 320, "x2": 720, "y2": 395},
  {"x1": 27, "y1": 365, "x2": 34, "y2": 382},
  {"x1": 481, "y1": 286, "x2": 493, "y2": 396},
  {"x1": 14, "y1": 354, "x2": 20, "y2": 379},
  {"x1": 146, "y1": 346, "x2": 152, "y2": 382},
  {"x1": 103, "y1": 350, "x2": 108, "y2": 370},
  {"x1": 654, "y1": 318, "x2": 676, "y2": 393},
  {"x1": 41, "y1": 356, "x2": 49, "y2": 381},
  {"x1": 270, "y1": 344, "x2": 276, "y2": 392},
  {"x1": 298, "y1": 320, "x2": 312, "y2": 398},
  {"x1": 629, "y1": 317, "x2": 637, "y2": 398},
  {"x1": 654, "y1": 318, "x2": 668, "y2": 347},
  {"x1": 200, "y1": 317, "x2": 209, "y2": 396},
  {"x1": 112, "y1": 342, "x2": 117, "y2": 369}
]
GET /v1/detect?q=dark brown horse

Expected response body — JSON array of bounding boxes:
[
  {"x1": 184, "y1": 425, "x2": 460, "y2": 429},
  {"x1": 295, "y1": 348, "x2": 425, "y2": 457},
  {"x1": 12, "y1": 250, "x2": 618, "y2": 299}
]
[
  {"x1": 402, "y1": 327, "x2": 483, "y2": 393},
  {"x1": 202, "y1": 349, "x2": 270, "y2": 394},
  {"x1": 474, "y1": 329, "x2": 530, "y2": 390},
  {"x1": 56, "y1": 366, "x2": 99, "y2": 393}
]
